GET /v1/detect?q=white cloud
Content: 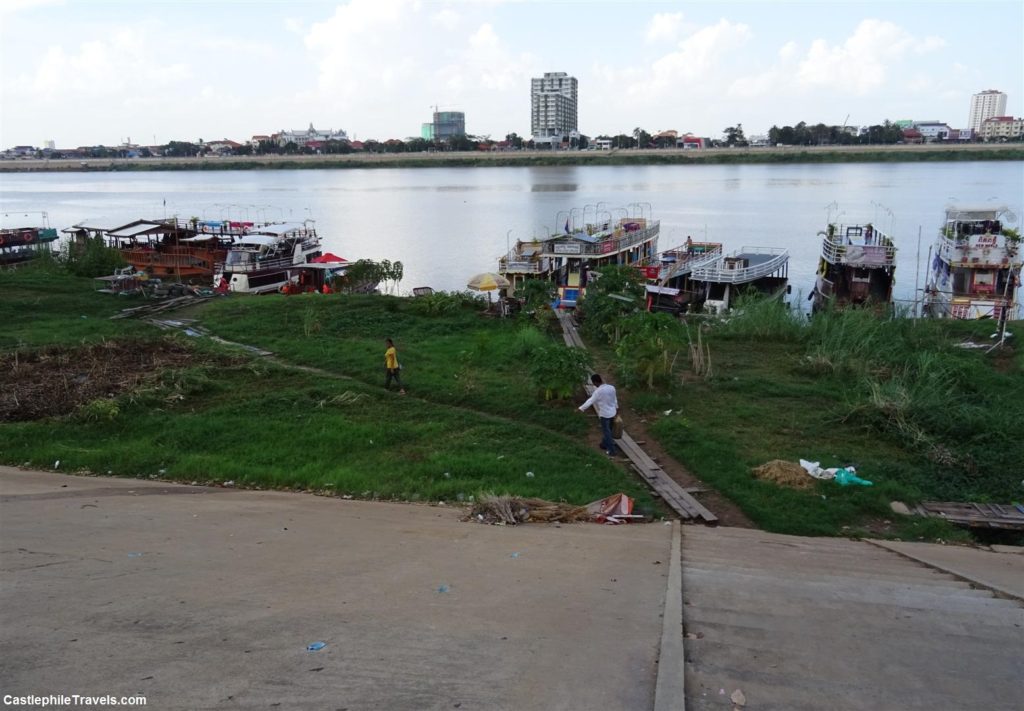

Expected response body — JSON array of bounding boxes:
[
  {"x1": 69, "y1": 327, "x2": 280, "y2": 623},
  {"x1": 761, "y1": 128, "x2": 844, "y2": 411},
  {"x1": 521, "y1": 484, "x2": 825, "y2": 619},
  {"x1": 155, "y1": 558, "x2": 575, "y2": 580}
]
[
  {"x1": 796, "y1": 19, "x2": 946, "y2": 94},
  {"x1": 284, "y1": 17, "x2": 305, "y2": 34},
  {"x1": 17, "y1": 29, "x2": 190, "y2": 99},
  {"x1": 0, "y1": 0, "x2": 63, "y2": 17},
  {"x1": 431, "y1": 8, "x2": 460, "y2": 31},
  {"x1": 645, "y1": 12, "x2": 685, "y2": 43}
]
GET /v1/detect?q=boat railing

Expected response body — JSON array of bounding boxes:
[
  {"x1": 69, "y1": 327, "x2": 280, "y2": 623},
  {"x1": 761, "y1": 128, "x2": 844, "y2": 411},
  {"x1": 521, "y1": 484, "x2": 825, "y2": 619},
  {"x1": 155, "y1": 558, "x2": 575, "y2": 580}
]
[
  {"x1": 499, "y1": 258, "x2": 543, "y2": 274},
  {"x1": 122, "y1": 248, "x2": 212, "y2": 270},
  {"x1": 541, "y1": 221, "x2": 660, "y2": 257},
  {"x1": 223, "y1": 254, "x2": 297, "y2": 274},
  {"x1": 821, "y1": 235, "x2": 896, "y2": 267},
  {"x1": 659, "y1": 243, "x2": 724, "y2": 281},
  {"x1": 691, "y1": 247, "x2": 789, "y2": 284}
]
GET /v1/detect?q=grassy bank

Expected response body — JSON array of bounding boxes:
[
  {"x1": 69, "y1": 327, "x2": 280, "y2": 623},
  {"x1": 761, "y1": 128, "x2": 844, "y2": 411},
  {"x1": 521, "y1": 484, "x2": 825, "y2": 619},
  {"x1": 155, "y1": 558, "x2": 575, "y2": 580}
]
[
  {"x1": 616, "y1": 300, "x2": 1022, "y2": 539},
  {"x1": 0, "y1": 269, "x2": 654, "y2": 510},
  {"x1": 3, "y1": 144, "x2": 1022, "y2": 173},
  {"x1": 3, "y1": 267, "x2": 1020, "y2": 540}
]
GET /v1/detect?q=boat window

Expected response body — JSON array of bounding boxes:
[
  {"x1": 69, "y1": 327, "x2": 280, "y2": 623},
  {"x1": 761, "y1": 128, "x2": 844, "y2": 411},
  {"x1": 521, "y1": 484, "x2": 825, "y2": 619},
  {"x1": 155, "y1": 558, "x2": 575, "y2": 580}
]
[
  {"x1": 952, "y1": 269, "x2": 968, "y2": 294},
  {"x1": 225, "y1": 251, "x2": 251, "y2": 266}
]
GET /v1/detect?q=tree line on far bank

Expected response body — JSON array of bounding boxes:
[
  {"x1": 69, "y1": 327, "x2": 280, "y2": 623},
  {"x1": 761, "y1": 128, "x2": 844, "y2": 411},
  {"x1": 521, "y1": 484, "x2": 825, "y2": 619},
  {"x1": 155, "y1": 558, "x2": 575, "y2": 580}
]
[{"x1": 32, "y1": 119, "x2": 1019, "y2": 161}]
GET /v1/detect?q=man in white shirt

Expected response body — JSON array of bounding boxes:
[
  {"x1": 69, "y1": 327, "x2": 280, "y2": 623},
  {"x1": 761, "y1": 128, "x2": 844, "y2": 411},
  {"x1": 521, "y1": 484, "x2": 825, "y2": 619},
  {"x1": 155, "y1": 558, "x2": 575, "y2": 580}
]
[{"x1": 579, "y1": 373, "x2": 619, "y2": 456}]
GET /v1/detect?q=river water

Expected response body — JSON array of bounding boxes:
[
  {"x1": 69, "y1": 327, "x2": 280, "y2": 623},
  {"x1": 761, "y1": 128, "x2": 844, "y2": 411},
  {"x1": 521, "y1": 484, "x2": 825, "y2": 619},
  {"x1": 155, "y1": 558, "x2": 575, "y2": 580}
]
[{"x1": 2, "y1": 162, "x2": 1021, "y2": 304}]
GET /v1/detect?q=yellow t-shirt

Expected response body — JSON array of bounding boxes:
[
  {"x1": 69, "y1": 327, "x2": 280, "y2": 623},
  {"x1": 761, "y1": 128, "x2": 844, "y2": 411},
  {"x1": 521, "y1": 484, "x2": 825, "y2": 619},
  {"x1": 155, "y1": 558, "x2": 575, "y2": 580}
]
[{"x1": 385, "y1": 346, "x2": 398, "y2": 370}]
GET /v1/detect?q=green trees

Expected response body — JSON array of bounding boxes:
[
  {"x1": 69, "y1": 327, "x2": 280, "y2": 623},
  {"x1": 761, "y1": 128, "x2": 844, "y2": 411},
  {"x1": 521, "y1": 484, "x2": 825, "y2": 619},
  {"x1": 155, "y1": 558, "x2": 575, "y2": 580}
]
[
  {"x1": 528, "y1": 345, "x2": 593, "y2": 400},
  {"x1": 578, "y1": 265, "x2": 645, "y2": 344},
  {"x1": 723, "y1": 124, "x2": 748, "y2": 147}
]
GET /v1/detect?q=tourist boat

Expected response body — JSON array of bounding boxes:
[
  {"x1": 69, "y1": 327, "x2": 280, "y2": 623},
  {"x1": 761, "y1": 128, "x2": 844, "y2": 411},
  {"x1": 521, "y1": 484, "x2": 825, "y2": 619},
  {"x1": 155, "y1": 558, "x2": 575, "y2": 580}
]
[
  {"x1": 498, "y1": 205, "x2": 660, "y2": 307},
  {"x1": 216, "y1": 220, "x2": 322, "y2": 294},
  {"x1": 64, "y1": 217, "x2": 248, "y2": 281},
  {"x1": 653, "y1": 239, "x2": 725, "y2": 312},
  {"x1": 686, "y1": 246, "x2": 790, "y2": 314},
  {"x1": 0, "y1": 212, "x2": 59, "y2": 267},
  {"x1": 924, "y1": 205, "x2": 1021, "y2": 320},
  {"x1": 812, "y1": 211, "x2": 897, "y2": 312}
]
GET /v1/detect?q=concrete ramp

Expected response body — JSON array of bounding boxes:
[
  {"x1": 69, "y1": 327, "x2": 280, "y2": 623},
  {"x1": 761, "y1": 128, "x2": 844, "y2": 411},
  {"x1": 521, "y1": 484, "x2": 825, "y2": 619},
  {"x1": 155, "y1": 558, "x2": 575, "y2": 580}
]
[{"x1": 681, "y1": 527, "x2": 1024, "y2": 710}]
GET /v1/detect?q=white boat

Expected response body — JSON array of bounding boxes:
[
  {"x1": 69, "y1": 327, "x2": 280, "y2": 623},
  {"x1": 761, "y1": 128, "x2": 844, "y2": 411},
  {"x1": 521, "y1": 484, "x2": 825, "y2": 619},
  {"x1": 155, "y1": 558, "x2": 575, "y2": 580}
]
[
  {"x1": 923, "y1": 206, "x2": 1021, "y2": 320},
  {"x1": 688, "y1": 246, "x2": 790, "y2": 313},
  {"x1": 216, "y1": 221, "x2": 322, "y2": 294}
]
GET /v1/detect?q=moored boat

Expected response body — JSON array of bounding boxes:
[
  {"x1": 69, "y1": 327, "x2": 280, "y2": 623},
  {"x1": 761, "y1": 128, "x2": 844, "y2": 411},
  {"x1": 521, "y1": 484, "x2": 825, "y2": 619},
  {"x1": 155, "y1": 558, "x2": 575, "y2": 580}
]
[
  {"x1": 812, "y1": 211, "x2": 896, "y2": 312},
  {"x1": 924, "y1": 205, "x2": 1021, "y2": 320},
  {"x1": 498, "y1": 205, "x2": 659, "y2": 307},
  {"x1": 0, "y1": 212, "x2": 59, "y2": 267},
  {"x1": 687, "y1": 246, "x2": 790, "y2": 314},
  {"x1": 216, "y1": 220, "x2": 322, "y2": 294}
]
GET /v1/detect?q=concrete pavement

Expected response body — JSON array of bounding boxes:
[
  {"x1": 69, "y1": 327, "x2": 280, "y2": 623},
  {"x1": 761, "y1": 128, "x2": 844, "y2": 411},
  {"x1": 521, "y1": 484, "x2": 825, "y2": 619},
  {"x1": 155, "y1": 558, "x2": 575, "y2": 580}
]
[
  {"x1": 0, "y1": 468, "x2": 674, "y2": 710},
  {"x1": 680, "y1": 527, "x2": 1024, "y2": 711}
]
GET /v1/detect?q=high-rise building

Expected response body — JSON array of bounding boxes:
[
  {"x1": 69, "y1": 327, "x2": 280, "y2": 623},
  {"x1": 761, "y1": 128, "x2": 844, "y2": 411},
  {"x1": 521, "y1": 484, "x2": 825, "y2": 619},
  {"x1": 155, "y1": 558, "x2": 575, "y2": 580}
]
[
  {"x1": 422, "y1": 110, "x2": 465, "y2": 141},
  {"x1": 968, "y1": 90, "x2": 1007, "y2": 131},
  {"x1": 531, "y1": 72, "x2": 578, "y2": 144}
]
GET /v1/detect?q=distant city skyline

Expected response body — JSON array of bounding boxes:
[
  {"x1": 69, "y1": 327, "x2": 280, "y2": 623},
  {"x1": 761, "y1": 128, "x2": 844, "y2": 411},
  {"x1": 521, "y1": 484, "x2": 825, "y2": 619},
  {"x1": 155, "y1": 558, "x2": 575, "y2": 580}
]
[{"x1": 1, "y1": 0, "x2": 1021, "y2": 148}]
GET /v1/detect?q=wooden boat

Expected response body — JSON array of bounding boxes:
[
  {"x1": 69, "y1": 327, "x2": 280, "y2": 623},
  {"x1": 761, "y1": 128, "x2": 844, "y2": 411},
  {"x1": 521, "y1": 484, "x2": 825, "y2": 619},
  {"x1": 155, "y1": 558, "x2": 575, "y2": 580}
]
[
  {"x1": 0, "y1": 212, "x2": 59, "y2": 267},
  {"x1": 924, "y1": 205, "x2": 1021, "y2": 320},
  {"x1": 812, "y1": 217, "x2": 896, "y2": 312},
  {"x1": 498, "y1": 205, "x2": 660, "y2": 307}
]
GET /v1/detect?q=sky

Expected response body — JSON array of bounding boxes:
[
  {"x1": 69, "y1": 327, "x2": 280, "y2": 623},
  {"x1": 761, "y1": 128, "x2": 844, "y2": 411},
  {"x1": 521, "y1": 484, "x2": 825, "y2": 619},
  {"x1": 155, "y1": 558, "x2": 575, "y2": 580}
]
[{"x1": 1, "y1": 0, "x2": 1022, "y2": 148}]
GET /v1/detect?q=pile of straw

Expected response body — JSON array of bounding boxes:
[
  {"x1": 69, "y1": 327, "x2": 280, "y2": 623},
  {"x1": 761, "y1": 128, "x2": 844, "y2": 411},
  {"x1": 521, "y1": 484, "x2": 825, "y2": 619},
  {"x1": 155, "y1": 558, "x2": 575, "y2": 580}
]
[
  {"x1": 752, "y1": 460, "x2": 815, "y2": 490},
  {"x1": 470, "y1": 493, "x2": 590, "y2": 525}
]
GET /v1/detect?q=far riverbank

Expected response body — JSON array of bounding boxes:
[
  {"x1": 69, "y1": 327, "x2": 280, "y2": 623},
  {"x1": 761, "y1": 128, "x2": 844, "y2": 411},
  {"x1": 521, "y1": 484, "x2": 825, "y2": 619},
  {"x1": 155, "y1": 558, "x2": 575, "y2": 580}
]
[{"x1": 2, "y1": 143, "x2": 1022, "y2": 173}]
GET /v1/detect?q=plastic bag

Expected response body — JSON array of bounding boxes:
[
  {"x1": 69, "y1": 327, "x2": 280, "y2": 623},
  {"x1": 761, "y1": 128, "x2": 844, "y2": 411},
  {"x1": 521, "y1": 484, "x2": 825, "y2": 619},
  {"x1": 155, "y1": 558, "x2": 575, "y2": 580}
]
[
  {"x1": 834, "y1": 467, "x2": 873, "y2": 486},
  {"x1": 612, "y1": 415, "x2": 624, "y2": 439}
]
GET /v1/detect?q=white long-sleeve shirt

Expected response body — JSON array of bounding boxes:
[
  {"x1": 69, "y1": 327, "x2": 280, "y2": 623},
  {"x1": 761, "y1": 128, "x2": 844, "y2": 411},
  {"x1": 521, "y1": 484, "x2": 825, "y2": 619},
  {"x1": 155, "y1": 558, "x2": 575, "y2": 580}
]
[{"x1": 579, "y1": 383, "x2": 618, "y2": 419}]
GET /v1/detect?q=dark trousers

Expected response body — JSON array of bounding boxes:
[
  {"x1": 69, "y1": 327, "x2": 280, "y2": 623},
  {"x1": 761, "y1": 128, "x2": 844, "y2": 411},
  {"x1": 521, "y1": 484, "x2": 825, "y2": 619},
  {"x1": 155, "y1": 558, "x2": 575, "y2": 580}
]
[
  {"x1": 385, "y1": 368, "x2": 403, "y2": 390},
  {"x1": 599, "y1": 416, "x2": 618, "y2": 455}
]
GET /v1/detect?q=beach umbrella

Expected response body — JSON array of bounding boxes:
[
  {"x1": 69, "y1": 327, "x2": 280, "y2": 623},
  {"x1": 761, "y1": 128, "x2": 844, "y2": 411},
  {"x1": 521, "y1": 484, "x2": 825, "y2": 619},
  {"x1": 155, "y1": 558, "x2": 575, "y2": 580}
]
[
  {"x1": 466, "y1": 272, "x2": 510, "y2": 291},
  {"x1": 466, "y1": 272, "x2": 510, "y2": 311}
]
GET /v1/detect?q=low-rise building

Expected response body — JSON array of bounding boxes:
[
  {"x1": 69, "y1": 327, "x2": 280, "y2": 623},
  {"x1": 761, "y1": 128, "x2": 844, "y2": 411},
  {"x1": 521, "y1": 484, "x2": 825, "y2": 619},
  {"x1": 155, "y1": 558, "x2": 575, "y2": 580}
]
[
  {"x1": 276, "y1": 123, "x2": 348, "y2": 148},
  {"x1": 913, "y1": 121, "x2": 951, "y2": 141},
  {"x1": 980, "y1": 116, "x2": 1023, "y2": 141}
]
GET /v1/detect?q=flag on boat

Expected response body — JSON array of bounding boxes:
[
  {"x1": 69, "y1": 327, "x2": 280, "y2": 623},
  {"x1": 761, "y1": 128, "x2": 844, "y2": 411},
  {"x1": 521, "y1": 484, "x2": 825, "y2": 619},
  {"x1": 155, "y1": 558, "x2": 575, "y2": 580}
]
[{"x1": 564, "y1": 218, "x2": 570, "y2": 234}]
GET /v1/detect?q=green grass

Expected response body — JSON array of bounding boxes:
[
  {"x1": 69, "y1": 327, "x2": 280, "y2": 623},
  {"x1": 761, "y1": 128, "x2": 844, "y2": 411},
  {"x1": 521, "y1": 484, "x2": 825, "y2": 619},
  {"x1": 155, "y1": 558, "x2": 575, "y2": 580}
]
[
  {"x1": 0, "y1": 267, "x2": 148, "y2": 347},
  {"x1": 199, "y1": 292, "x2": 588, "y2": 436},
  {"x1": 0, "y1": 267, "x2": 652, "y2": 509},
  {"x1": 624, "y1": 301, "x2": 1023, "y2": 538}
]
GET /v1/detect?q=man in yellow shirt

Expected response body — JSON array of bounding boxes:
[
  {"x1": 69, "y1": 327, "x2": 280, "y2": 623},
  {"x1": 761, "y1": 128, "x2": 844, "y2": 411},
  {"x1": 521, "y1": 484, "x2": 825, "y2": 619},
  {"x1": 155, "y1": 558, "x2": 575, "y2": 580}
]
[{"x1": 384, "y1": 338, "x2": 406, "y2": 394}]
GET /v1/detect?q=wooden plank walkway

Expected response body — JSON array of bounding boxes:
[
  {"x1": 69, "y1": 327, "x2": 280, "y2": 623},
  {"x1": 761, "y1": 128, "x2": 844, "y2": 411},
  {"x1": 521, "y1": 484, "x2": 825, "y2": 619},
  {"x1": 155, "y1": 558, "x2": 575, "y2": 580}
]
[{"x1": 556, "y1": 310, "x2": 718, "y2": 524}]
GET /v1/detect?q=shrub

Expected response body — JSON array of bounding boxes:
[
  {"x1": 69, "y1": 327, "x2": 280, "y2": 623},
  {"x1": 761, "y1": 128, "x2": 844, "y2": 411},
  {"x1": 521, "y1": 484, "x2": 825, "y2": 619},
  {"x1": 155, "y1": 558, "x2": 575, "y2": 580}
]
[
  {"x1": 528, "y1": 345, "x2": 592, "y2": 400},
  {"x1": 614, "y1": 312, "x2": 688, "y2": 388}
]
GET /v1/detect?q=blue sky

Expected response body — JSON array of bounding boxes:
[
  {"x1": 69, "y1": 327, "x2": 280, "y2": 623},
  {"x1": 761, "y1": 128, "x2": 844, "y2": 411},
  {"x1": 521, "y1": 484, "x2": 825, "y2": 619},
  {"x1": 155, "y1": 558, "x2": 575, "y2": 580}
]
[{"x1": 1, "y1": 0, "x2": 1021, "y2": 147}]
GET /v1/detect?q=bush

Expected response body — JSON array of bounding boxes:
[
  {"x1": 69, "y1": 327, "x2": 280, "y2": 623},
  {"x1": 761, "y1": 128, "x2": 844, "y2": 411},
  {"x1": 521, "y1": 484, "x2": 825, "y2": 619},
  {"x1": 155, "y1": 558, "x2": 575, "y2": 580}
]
[
  {"x1": 528, "y1": 345, "x2": 592, "y2": 400},
  {"x1": 60, "y1": 238, "x2": 127, "y2": 278},
  {"x1": 577, "y1": 265, "x2": 645, "y2": 344},
  {"x1": 614, "y1": 312, "x2": 688, "y2": 388}
]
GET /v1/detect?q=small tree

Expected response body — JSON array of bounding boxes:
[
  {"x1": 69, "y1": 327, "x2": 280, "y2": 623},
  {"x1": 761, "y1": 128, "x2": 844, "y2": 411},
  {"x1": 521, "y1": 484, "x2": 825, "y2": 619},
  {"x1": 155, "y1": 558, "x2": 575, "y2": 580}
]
[
  {"x1": 528, "y1": 345, "x2": 593, "y2": 401},
  {"x1": 614, "y1": 312, "x2": 687, "y2": 389},
  {"x1": 578, "y1": 265, "x2": 646, "y2": 344}
]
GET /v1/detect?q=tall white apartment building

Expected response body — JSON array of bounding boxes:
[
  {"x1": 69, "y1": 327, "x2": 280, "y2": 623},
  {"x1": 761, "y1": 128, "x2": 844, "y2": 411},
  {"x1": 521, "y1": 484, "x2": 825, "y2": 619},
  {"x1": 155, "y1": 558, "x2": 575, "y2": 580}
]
[
  {"x1": 968, "y1": 90, "x2": 1007, "y2": 131},
  {"x1": 531, "y1": 72, "x2": 578, "y2": 145}
]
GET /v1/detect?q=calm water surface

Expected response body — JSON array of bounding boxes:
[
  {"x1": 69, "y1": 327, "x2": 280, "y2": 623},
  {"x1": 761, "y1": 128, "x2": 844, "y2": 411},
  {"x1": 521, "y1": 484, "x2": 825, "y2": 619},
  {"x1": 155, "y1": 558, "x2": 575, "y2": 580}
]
[{"x1": 2, "y1": 162, "x2": 1021, "y2": 303}]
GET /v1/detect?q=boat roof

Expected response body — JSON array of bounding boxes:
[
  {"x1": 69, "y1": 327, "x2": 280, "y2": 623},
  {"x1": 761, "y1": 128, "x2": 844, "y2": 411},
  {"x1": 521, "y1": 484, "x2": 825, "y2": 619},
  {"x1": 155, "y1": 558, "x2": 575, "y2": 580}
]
[
  {"x1": 945, "y1": 206, "x2": 1008, "y2": 220},
  {"x1": 234, "y1": 235, "x2": 279, "y2": 247},
  {"x1": 64, "y1": 218, "x2": 137, "y2": 233},
  {"x1": 248, "y1": 222, "x2": 310, "y2": 236},
  {"x1": 645, "y1": 285, "x2": 680, "y2": 296},
  {"x1": 108, "y1": 221, "x2": 172, "y2": 238},
  {"x1": 540, "y1": 232, "x2": 600, "y2": 244}
]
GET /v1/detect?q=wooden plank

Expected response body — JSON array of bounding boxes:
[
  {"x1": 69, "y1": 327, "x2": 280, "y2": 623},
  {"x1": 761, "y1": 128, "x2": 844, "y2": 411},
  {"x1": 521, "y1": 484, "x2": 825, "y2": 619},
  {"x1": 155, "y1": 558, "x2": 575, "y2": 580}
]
[{"x1": 557, "y1": 307, "x2": 718, "y2": 525}]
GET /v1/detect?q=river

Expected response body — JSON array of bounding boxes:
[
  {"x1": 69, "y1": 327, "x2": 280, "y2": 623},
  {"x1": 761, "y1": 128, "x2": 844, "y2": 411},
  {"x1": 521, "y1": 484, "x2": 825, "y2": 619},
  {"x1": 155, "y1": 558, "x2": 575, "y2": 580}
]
[{"x1": 2, "y1": 162, "x2": 1021, "y2": 304}]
